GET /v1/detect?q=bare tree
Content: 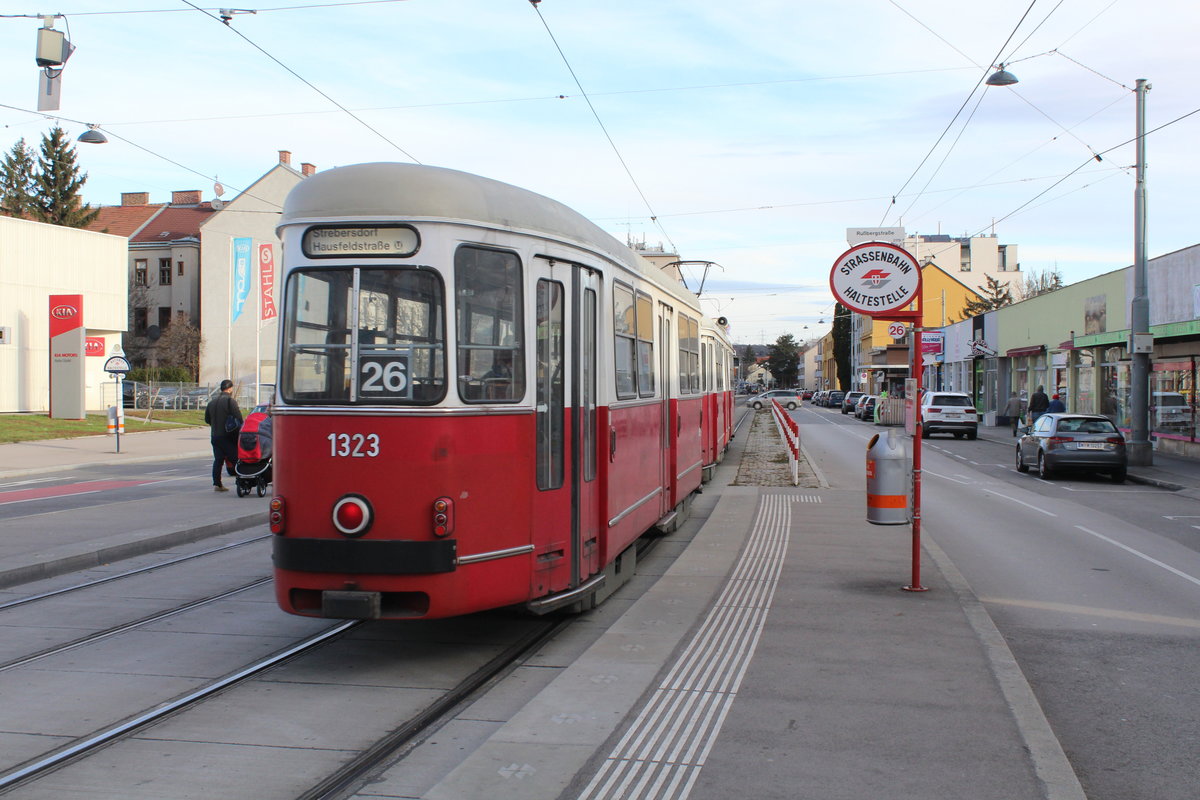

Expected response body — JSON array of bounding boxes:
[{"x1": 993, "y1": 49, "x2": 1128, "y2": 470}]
[
  {"x1": 156, "y1": 320, "x2": 203, "y2": 380},
  {"x1": 1017, "y1": 269, "x2": 1064, "y2": 301}
]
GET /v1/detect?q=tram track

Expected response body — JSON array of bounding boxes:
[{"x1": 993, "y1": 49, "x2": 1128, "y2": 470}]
[
  {"x1": 0, "y1": 620, "x2": 361, "y2": 794},
  {"x1": 0, "y1": 534, "x2": 270, "y2": 612},
  {"x1": 0, "y1": 576, "x2": 272, "y2": 673}
]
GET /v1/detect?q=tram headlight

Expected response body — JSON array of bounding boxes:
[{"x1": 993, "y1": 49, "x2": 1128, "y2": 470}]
[
  {"x1": 269, "y1": 496, "x2": 285, "y2": 534},
  {"x1": 332, "y1": 494, "x2": 373, "y2": 537},
  {"x1": 432, "y1": 496, "x2": 454, "y2": 537}
]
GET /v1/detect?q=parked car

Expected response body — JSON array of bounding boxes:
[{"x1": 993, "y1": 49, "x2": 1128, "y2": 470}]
[
  {"x1": 147, "y1": 386, "x2": 184, "y2": 409},
  {"x1": 920, "y1": 391, "x2": 978, "y2": 439},
  {"x1": 746, "y1": 389, "x2": 802, "y2": 410},
  {"x1": 186, "y1": 386, "x2": 218, "y2": 409},
  {"x1": 801, "y1": 390, "x2": 814, "y2": 401},
  {"x1": 1016, "y1": 413, "x2": 1126, "y2": 482},
  {"x1": 855, "y1": 394, "x2": 877, "y2": 420},
  {"x1": 1152, "y1": 391, "x2": 1192, "y2": 430},
  {"x1": 810, "y1": 390, "x2": 825, "y2": 406},
  {"x1": 121, "y1": 381, "x2": 149, "y2": 409},
  {"x1": 842, "y1": 391, "x2": 865, "y2": 414},
  {"x1": 826, "y1": 390, "x2": 845, "y2": 410}
]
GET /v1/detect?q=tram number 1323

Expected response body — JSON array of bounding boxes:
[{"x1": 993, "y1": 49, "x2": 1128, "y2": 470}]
[{"x1": 327, "y1": 433, "x2": 381, "y2": 458}]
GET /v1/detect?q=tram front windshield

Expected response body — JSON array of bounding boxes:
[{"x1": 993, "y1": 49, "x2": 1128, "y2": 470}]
[{"x1": 282, "y1": 267, "x2": 446, "y2": 404}]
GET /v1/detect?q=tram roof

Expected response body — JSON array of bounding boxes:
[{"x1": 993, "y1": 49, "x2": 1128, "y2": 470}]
[{"x1": 279, "y1": 162, "x2": 692, "y2": 299}]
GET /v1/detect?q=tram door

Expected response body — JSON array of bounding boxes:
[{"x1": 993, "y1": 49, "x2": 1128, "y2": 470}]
[
  {"x1": 658, "y1": 303, "x2": 674, "y2": 518},
  {"x1": 529, "y1": 260, "x2": 600, "y2": 597}
]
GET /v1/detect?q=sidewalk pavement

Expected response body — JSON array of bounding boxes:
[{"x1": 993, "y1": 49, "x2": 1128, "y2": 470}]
[
  {"x1": 0, "y1": 426, "x2": 213, "y2": 481},
  {"x1": 0, "y1": 426, "x2": 263, "y2": 589}
]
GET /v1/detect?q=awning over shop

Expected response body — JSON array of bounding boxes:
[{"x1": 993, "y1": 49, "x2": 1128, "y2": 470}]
[{"x1": 1005, "y1": 345, "x2": 1045, "y2": 358}]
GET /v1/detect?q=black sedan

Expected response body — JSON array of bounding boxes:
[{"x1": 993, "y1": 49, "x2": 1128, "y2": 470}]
[{"x1": 1015, "y1": 413, "x2": 1126, "y2": 482}]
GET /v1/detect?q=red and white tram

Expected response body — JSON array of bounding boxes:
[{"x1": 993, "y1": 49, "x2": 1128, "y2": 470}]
[{"x1": 270, "y1": 163, "x2": 733, "y2": 619}]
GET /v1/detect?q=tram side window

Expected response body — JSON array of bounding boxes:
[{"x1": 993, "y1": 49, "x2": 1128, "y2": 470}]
[
  {"x1": 678, "y1": 315, "x2": 699, "y2": 395},
  {"x1": 636, "y1": 291, "x2": 655, "y2": 398},
  {"x1": 456, "y1": 246, "x2": 524, "y2": 403},
  {"x1": 613, "y1": 284, "x2": 637, "y2": 399},
  {"x1": 282, "y1": 267, "x2": 445, "y2": 404}
]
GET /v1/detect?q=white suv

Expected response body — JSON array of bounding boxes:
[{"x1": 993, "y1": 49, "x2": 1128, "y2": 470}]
[{"x1": 921, "y1": 391, "x2": 978, "y2": 439}]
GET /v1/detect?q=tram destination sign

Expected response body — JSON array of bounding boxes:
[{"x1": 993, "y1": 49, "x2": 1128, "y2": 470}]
[
  {"x1": 829, "y1": 242, "x2": 921, "y2": 316},
  {"x1": 303, "y1": 225, "x2": 420, "y2": 258}
]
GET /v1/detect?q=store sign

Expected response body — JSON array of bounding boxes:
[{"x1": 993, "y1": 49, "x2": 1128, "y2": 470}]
[
  {"x1": 259, "y1": 244, "x2": 277, "y2": 322},
  {"x1": 49, "y1": 294, "x2": 85, "y2": 419}
]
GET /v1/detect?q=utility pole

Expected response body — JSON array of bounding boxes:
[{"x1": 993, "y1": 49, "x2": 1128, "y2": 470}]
[{"x1": 1128, "y1": 78, "x2": 1152, "y2": 466}]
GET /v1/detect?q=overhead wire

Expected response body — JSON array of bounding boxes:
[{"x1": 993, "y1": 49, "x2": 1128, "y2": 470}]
[
  {"x1": 878, "y1": 0, "x2": 1040, "y2": 226},
  {"x1": 178, "y1": 0, "x2": 420, "y2": 163},
  {"x1": 0, "y1": 100, "x2": 288, "y2": 212},
  {"x1": 527, "y1": 0, "x2": 678, "y2": 260}
]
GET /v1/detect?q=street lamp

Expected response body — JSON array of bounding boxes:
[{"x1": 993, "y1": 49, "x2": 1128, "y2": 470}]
[
  {"x1": 77, "y1": 124, "x2": 106, "y2": 144},
  {"x1": 988, "y1": 67, "x2": 1152, "y2": 465}
]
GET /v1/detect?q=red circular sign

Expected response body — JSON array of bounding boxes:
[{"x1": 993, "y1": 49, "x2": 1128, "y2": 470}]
[{"x1": 830, "y1": 243, "x2": 921, "y2": 315}]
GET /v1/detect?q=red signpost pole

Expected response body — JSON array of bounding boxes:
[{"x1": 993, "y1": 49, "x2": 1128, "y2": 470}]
[
  {"x1": 829, "y1": 241, "x2": 927, "y2": 592},
  {"x1": 904, "y1": 318, "x2": 927, "y2": 592}
]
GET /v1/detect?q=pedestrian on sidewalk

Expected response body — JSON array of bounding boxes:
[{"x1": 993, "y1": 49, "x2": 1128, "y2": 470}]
[
  {"x1": 1028, "y1": 385, "x2": 1050, "y2": 424},
  {"x1": 1003, "y1": 392, "x2": 1024, "y2": 436},
  {"x1": 204, "y1": 379, "x2": 241, "y2": 492},
  {"x1": 1047, "y1": 393, "x2": 1066, "y2": 413}
]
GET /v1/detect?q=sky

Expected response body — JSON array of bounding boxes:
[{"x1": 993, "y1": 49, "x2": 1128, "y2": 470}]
[{"x1": 2, "y1": 0, "x2": 1197, "y2": 346}]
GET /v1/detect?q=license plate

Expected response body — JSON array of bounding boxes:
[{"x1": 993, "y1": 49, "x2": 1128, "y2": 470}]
[
  {"x1": 944, "y1": 412, "x2": 961, "y2": 418},
  {"x1": 1076, "y1": 442, "x2": 1108, "y2": 450}
]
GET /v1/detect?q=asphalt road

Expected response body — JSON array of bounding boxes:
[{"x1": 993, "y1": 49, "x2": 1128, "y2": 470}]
[{"x1": 793, "y1": 403, "x2": 1200, "y2": 800}]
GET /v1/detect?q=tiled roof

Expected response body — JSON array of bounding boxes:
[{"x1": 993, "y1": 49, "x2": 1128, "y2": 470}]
[
  {"x1": 131, "y1": 204, "x2": 216, "y2": 243},
  {"x1": 86, "y1": 204, "x2": 164, "y2": 237}
]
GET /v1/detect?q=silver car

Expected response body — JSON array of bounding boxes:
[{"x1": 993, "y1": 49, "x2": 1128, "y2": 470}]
[{"x1": 1015, "y1": 413, "x2": 1127, "y2": 482}]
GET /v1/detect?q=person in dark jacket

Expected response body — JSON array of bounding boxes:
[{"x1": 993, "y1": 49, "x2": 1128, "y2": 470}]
[
  {"x1": 1028, "y1": 385, "x2": 1050, "y2": 424},
  {"x1": 204, "y1": 379, "x2": 241, "y2": 492},
  {"x1": 1047, "y1": 393, "x2": 1067, "y2": 413}
]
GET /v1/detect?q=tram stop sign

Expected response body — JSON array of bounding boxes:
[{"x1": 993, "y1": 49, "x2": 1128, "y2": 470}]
[
  {"x1": 103, "y1": 355, "x2": 131, "y2": 376},
  {"x1": 830, "y1": 242, "x2": 921, "y2": 316}
]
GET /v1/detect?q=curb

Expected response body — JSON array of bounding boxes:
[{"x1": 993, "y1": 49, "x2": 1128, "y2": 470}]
[{"x1": 0, "y1": 513, "x2": 265, "y2": 590}]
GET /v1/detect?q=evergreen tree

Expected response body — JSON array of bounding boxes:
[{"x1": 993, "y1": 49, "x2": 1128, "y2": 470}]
[
  {"x1": 960, "y1": 275, "x2": 1013, "y2": 319},
  {"x1": 0, "y1": 138, "x2": 37, "y2": 218},
  {"x1": 765, "y1": 334, "x2": 801, "y2": 388},
  {"x1": 30, "y1": 127, "x2": 99, "y2": 228},
  {"x1": 832, "y1": 303, "x2": 852, "y2": 390}
]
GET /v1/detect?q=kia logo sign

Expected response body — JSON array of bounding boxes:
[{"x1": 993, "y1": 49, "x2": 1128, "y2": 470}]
[{"x1": 51, "y1": 305, "x2": 79, "y2": 319}]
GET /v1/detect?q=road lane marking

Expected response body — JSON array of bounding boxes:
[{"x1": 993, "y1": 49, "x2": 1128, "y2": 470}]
[
  {"x1": 922, "y1": 468, "x2": 974, "y2": 485},
  {"x1": 980, "y1": 488, "x2": 1059, "y2": 516},
  {"x1": 1075, "y1": 525, "x2": 1200, "y2": 589},
  {"x1": 979, "y1": 596, "x2": 1200, "y2": 629},
  {"x1": 0, "y1": 479, "x2": 158, "y2": 505}
]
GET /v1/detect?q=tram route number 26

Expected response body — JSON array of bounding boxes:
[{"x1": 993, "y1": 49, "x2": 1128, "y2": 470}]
[
  {"x1": 328, "y1": 432, "x2": 380, "y2": 458},
  {"x1": 359, "y1": 351, "x2": 410, "y2": 397}
]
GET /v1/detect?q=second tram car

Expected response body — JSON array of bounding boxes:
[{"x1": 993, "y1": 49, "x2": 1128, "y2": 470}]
[{"x1": 270, "y1": 163, "x2": 733, "y2": 619}]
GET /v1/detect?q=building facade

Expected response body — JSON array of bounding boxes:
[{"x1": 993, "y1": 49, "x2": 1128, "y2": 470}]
[
  {"x1": 0, "y1": 216, "x2": 127, "y2": 412},
  {"x1": 928, "y1": 243, "x2": 1200, "y2": 459}
]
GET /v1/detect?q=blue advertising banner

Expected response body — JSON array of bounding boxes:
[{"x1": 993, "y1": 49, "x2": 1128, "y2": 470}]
[{"x1": 231, "y1": 237, "x2": 252, "y2": 323}]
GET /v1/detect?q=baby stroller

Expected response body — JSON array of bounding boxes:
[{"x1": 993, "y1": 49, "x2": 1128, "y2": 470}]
[{"x1": 234, "y1": 409, "x2": 273, "y2": 497}]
